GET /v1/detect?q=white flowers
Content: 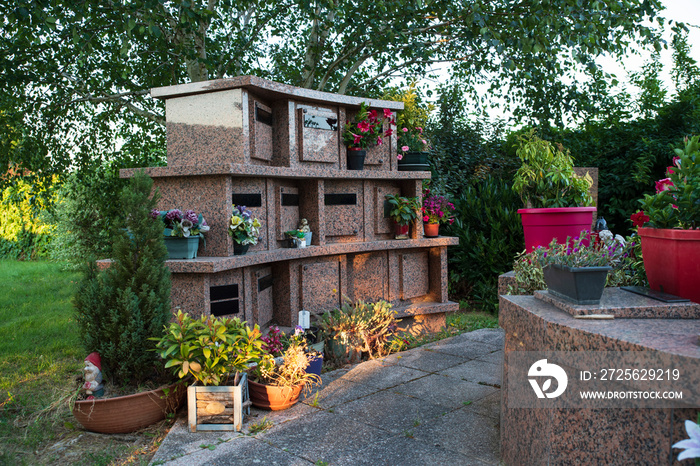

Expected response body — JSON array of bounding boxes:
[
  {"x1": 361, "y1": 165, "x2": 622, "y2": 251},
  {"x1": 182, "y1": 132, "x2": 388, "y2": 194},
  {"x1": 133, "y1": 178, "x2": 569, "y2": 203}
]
[{"x1": 673, "y1": 420, "x2": 700, "y2": 462}]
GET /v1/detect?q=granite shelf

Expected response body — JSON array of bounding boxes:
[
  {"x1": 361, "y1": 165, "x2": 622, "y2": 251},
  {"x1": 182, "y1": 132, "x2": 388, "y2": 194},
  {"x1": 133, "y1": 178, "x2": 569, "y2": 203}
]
[
  {"x1": 121, "y1": 164, "x2": 430, "y2": 180},
  {"x1": 157, "y1": 237, "x2": 459, "y2": 274}
]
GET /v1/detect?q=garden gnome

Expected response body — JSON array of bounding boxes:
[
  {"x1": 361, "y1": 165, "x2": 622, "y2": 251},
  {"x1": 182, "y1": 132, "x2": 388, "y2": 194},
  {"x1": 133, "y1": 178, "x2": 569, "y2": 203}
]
[{"x1": 82, "y1": 352, "x2": 104, "y2": 399}]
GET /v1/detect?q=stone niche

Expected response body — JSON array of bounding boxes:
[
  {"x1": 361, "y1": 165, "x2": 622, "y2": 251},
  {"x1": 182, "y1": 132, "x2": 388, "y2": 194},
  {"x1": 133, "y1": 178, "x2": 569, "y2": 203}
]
[{"x1": 122, "y1": 76, "x2": 459, "y2": 333}]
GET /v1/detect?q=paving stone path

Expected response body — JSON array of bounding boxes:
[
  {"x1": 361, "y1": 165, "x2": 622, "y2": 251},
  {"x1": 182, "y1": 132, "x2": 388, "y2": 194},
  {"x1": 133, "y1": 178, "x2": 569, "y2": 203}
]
[{"x1": 151, "y1": 328, "x2": 504, "y2": 465}]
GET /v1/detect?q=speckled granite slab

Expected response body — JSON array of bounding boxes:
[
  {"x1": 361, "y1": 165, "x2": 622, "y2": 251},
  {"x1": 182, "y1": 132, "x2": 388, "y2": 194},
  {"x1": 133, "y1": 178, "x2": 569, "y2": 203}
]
[{"x1": 534, "y1": 287, "x2": 700, "y2": 319}]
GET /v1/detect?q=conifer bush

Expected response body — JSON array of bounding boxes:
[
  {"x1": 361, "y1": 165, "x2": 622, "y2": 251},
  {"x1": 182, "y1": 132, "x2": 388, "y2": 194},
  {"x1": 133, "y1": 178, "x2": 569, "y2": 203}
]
[{"x1": 74, "y1": 171, "x2": 171, "y2": 387}]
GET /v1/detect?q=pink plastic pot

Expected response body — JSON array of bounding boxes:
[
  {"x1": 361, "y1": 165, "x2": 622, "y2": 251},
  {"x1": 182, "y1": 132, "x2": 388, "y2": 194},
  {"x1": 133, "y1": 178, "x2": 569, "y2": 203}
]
[
  {"x1": 638, "y1": 227, "x2": 700, "y2": 303},
  {"x1": 518, "y1": 207, "x2": 596, "y2": 251}
]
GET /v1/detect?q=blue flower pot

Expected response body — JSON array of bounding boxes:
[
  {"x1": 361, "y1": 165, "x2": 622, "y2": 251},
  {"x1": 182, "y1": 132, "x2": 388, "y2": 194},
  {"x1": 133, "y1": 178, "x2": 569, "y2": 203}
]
[
  {"x1": 164, "y1": 235, "x2": 200, "y2": 259},
  {"x1": 305, "y1": 353, "x2": 323, "y2": 376}
]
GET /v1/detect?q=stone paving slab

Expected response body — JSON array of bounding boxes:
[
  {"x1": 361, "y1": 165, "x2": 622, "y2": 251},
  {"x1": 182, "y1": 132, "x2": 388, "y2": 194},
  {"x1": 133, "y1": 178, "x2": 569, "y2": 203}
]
[
  {"x1": 258, "y1": 410, "x2": 394, "y2": 465},
  {"x1": 395, "y1": 373, "x2": 498, "y2": 409},
  {"x1": 331, "y1": 389, "x2": 446, "y2": 434},
  {"x1": 340, "y1": 359, "x2": 430, "y2": 389},
  {"x1": 151, "y1": 329, "x2": 506, "y2": 465},
  {"x1": 379, "y1": 347, "x2": 468, "y2": 372},
  {"x1": 412, "y1": 407, "x2": 501, "y2": 464},
  {"x1": 423, "y1": 338, "x2": 500, "y2": 360},
  {"x1": 439, "y1": 358, "x2": 503, "y2": 387}
]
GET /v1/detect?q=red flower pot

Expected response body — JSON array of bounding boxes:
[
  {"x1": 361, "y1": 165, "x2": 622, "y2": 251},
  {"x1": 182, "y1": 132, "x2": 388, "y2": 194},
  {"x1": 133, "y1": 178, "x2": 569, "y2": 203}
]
[
  {"x1": 423, "y1": 223, "x2": 439, "y2": 237},
  {"x1": 394, "y1": 222, "x2": 409, "y2": 239},
  {"x1": 638, "y1": 227, "x2": 700, "y2": 303},
  {"x1": 518, "y1": 207, "x2": 596, "y2": 251}
]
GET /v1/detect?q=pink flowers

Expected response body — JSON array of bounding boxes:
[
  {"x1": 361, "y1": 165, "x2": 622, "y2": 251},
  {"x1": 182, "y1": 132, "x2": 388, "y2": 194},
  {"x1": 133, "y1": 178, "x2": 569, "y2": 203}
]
[
  {"x1": 397, "y1": 154, "x2": 403, "y2": 160},
  {"x1": 655, "y1": 178, "x2": 674, "y2": 193},
  {"x1": 401, "y1": 145, "x2": 409, "y2": 152},
  {"x1": 383, "y1": 109, "x2": 393, "y2": 119},
  {"x1": 402, "y1": 127, "x2": 408, "y2": 132},
  {"x1": 357, "y1": 120, "x2": 370, "y2": 132}
]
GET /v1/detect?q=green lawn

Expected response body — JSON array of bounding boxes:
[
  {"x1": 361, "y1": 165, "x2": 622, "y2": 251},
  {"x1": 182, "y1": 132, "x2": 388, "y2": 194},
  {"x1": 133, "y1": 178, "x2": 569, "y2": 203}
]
[{"x1": 0, "y1": 260, "x2": 81, "y2": 464}]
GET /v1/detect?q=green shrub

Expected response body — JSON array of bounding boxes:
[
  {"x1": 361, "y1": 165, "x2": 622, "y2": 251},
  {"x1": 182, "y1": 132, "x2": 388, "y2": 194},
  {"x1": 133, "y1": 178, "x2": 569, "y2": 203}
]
[
  {"x1": 0, "y1": 178, "x2": 54, "y2": 259},
  {"x1": 443, "y1": 176, "x2": 524, "y2": 312},
  {"x1": 74, "y1": 171, "x2": 171, "y2": 387}
]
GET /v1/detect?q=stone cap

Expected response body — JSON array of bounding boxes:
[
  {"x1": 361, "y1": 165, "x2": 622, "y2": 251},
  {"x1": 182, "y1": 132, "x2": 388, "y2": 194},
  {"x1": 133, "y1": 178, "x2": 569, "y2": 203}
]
[
  {"x1": 120, "y1": 164, "x2": 430, "y2": 180},
  {"x1": 534, "y1": 287, "x2": 700, "y2": 319},
  {"x1": 151, "y1": 75, "x2": 405, "y2": 110}
]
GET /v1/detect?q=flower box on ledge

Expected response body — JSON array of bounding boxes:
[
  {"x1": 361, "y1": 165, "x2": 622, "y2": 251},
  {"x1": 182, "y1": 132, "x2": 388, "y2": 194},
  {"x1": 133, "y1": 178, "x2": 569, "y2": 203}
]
[{"x1": 543, "y1": 263, "x2": 611, "y2": 305}]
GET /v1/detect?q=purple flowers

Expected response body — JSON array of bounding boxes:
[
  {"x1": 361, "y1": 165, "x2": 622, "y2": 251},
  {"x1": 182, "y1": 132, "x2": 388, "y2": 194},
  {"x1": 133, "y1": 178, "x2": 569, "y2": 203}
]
[
  {"x1": 164, "y1": 209, "x2": 182, "y2": 223},
  {"x1": 153, "y1": 208, "x2": 210, "y2": 238},
  {"x1": 184, "y1": 210, "x2": 198, "y2": 224}
]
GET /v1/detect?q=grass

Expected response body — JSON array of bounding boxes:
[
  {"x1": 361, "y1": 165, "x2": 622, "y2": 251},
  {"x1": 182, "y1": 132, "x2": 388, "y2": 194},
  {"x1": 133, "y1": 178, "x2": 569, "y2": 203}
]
[
  {"x1": 0, "y1": 260, "x2": 82, "y2": 465},
  {"x1": 0, "y1": 260, "x2": 174, "y2": 465}
]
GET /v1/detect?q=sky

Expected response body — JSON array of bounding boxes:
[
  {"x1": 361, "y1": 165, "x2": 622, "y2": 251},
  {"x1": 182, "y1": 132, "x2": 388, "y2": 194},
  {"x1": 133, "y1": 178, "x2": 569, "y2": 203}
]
[{"x1": 603, "y1": 0, "x2": 700, "y2": 94}]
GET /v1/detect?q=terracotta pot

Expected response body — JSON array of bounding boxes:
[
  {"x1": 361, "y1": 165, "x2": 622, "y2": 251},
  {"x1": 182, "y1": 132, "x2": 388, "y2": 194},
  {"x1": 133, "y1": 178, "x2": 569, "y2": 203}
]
[
  {"x1": 423, "y1": 223, "x2": 439, "y2": 237},
  {"x1": 639, "y1": 227, "x2": 700, "y2": 303},
  {"x1": 518, "y1": 207, "x2": 596, "y2": 251},
  {"x1": 72, "y1": 382, "x2": 185, "y2": 434},
  {"x1": 248, "y1": 380, "x2": 303, "y2": 411}
]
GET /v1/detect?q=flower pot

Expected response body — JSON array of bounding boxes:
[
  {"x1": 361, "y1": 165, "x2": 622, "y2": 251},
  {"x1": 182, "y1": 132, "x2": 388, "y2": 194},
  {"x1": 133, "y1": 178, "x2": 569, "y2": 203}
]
[
  {"x1": 638, "y1": 227, "x2": 700, "y2": 303},
  {"x1": 303, "y1": 231, "x2": 313, "y2": 246},
  {"x1": 72, "y1": 382, "x2": 185, "y2": 434},
  {"x1": 305, "y1": 353, "x2": 323, "y2": 377},
  {"x1": 423, "y1": 223, "x2": 439, "y2": 238},
  {"x1": 543, "y1": 263, "x2": 611, "y2": 305},
  {"x1": 394, "y1": 222, "x2": 410, "y2": 240},
  {"x1": 518, "y1": 207, "x2": 596, "y2": 251},
  {"x1": 398, "y1": 151, "x2": 429, "y2": 171},
  {"x1": 233, "y1": 242, "x2": 249, "y2": 255},
  {"x1": 288, "y1": 237, "x2": 306, "y2": 248},
  {"x1": 248, "y1": 380, "x2": 304, "y2": 411},
  {"x1": 164, "y1": 235, "x2": 200, "y2": 259},
  {"x1": 346, "y1": 148, "x2": 366, "y2": 170},
  {"x1": 187, "y1": 373, "x2": 250, "y2": 432}
]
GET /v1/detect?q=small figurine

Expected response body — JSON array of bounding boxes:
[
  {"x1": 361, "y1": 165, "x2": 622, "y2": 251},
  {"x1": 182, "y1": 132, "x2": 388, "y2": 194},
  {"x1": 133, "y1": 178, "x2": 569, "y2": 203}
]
[
  {"x1": 82, "y1": 352, "x2": 104, "y2": 399},
  {"x1": 298, "y1": 218, "x2": 311, "y2": 233}
]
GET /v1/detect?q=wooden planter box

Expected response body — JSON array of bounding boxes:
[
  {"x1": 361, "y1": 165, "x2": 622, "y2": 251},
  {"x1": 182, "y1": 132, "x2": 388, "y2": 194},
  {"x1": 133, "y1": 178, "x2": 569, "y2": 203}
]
[{"x1": 187, "y1": 373, "x2": 251, "y2": 432}]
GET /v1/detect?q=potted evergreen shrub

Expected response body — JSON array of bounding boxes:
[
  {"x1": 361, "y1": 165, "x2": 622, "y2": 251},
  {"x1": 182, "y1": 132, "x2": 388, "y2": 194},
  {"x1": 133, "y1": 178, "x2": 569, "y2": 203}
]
[
  {"x1": 72, "y1": 171, "x2": 184, "y2": 434},
  {"x1": 151, "y1": 208, "x2": 210, "y2": 259},
  {"x1": 153, "y1": 310, "x2": 265, "y2": 432},
  {"x1": 512, "y1": 130, "x2": 595, "y2": 250},
  {"x1": 385, "y1": 194, "x2": 420, "y2": 239},
  {"x1": 634, "y1": 135, "x2": 700, "y2": 303}
]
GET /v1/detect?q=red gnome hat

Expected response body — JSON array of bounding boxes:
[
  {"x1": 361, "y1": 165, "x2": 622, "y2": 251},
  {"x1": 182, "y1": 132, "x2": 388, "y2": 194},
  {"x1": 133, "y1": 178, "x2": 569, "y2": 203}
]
[{"x1": 85, "y1": 352, "x2": 101, "y2": 371}]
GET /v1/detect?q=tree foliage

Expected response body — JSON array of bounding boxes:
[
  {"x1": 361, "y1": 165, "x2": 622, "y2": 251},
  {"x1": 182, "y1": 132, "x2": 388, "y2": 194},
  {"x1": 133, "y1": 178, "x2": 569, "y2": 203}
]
[{"x1": 2, "y1": 0, "x2": 669, "y2": 185}]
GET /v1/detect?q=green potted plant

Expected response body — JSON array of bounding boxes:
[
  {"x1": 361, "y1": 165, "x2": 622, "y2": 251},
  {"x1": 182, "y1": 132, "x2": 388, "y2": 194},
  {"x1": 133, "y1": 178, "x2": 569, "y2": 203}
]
[
  {"x1": 531, "y1": 232, "x2": 631, "y2": 304},
  {"x1": 285, "y1": 229, "x2": 307, "y2": 248},
  {"x1": 383, "y1": 82, "x2": 435, "y2": 171},
  {"x1": 385, "y1": 194, "x2": 420, "y2": 239},
  {"x1": 151, "y1": 208, "x2": 210, "y2": 259},
  {"x1": 248, "y1": 340, "x2": 321, "y2": 411},
  {"x1": 634, "y1": 135, "x2": 700, "y2": 303},
  {"x1": 319, "y1": 299, "x2": 400, "y2": 365},
  {"x1": 72, "y1": 171, "x2": 185, "y2": 434},
  {"x1": 228, "y1": 204, "x2": 262, "y2": 255},
  {"x1": 153, "y1": 310, "x2": 265, "y2": 432},
  {"x1": 512, "y1": 130, "x2": 595, "y2": 250},
  {"x1": 343, "y1": 102, "x2": 392, "y2": 170},
  {"x1": 421, "y1": 189, "x2": 455, "y2": 237}
]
